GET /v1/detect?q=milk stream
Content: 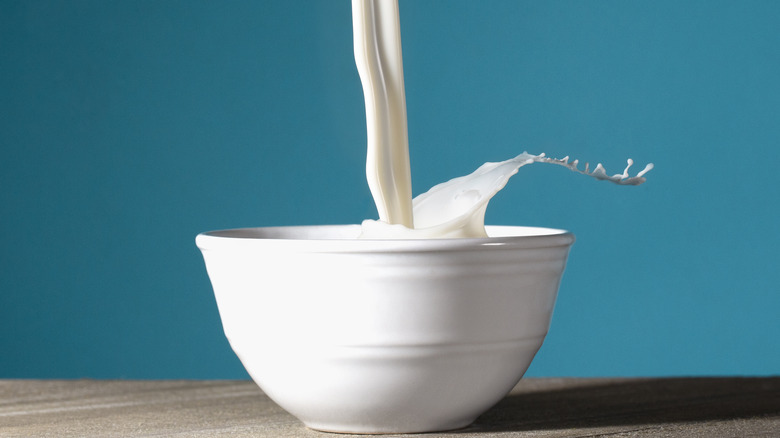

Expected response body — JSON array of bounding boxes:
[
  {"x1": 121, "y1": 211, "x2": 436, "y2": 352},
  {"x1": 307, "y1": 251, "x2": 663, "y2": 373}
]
[
  {"x1": 352, "y1": 0, "x2": 414, "y2": 228},
  {"x1": 352, "y1": 1, "x2": 653, "y2": 239}
]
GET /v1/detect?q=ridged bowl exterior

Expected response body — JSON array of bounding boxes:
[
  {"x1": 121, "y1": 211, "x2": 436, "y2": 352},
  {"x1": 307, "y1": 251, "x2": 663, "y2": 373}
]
[{"x1": 196, "y1": 225, "x2": 574, "y2": 434}]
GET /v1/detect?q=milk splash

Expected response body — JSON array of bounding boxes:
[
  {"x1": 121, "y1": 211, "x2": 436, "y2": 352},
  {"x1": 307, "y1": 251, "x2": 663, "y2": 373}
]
[{"x1": 360, "y1": 153, "x2": 653, "y2": 239}]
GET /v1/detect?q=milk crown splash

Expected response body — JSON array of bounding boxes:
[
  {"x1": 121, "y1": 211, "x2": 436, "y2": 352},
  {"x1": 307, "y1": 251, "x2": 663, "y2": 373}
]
[{"x1": 352, "y1": 1, "x2": 652, "y2": 239}]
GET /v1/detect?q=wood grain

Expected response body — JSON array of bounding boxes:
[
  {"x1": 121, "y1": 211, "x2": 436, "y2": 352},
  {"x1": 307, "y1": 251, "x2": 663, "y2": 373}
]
[{"x1": 1, "y1": 378, "x2": 778, "y2": 437}]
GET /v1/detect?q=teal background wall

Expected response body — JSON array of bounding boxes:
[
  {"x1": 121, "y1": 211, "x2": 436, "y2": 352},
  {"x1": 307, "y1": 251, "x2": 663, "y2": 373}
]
[{"x1": 1, "y1": 0, "x2": 778, "y2": 378}]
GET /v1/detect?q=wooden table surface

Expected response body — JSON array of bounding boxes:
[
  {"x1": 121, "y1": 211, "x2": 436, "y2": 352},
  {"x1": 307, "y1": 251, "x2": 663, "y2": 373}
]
[{"x1": 1, "y1": 378, "x2": 778, "y2": 437}]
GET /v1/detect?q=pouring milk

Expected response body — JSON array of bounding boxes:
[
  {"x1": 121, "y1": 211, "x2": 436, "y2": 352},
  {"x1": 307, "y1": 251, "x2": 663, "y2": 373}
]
[{"x1": 352, "y1": 0, "x2": 652, "y2": 239}]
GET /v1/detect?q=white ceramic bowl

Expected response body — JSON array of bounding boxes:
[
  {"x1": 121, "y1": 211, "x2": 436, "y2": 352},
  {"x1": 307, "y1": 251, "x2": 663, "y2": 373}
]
[{"x1": 196, "y1": 224, "x2": 574, "y2": 434}]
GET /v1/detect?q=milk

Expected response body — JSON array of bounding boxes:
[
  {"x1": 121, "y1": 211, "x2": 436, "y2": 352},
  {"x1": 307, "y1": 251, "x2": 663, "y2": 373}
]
[
  {"x1": 352, "y1": 0, "x2": 652, "y2": 239},
  {"x1": 360, "y1": 153, "x2": 652, "y2": 239},
  {"x1": 352, "y1": 0, "x2": 414, "y2": 228}
]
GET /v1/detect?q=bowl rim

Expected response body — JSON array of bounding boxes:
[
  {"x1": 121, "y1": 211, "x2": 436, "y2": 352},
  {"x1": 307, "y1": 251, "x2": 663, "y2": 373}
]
[{"x1": 196, "y1": 224, "x2": 575, "y2": 253}]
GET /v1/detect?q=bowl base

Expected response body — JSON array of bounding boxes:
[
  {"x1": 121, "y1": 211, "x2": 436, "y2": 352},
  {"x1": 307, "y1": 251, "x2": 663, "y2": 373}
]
[{"x1": 304, "y1": 416, "x2": 476, "y2": 435}]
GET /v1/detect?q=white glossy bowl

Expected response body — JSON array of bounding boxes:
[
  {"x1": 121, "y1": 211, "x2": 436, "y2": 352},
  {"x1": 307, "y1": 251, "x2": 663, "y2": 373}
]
[{"x1": 196, "y1": 224, "x2": 574, "y2": 434}]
